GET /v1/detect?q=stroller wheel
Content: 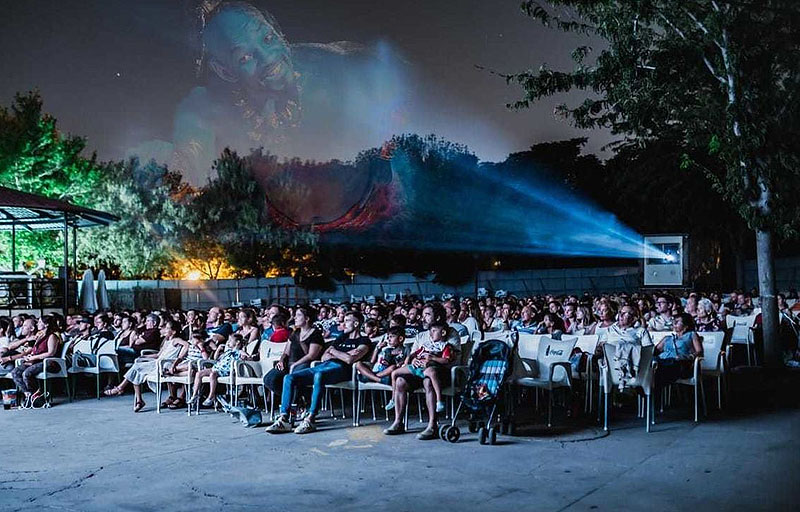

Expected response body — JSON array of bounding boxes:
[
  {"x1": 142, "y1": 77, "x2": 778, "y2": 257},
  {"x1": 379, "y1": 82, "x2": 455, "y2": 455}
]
[
  {"x1": 445, "y1": 426, "x2": 461, "y2": 443},
  {"x1": 478, "y1": 427, "x2": 487, "y2": 445},
  {"x1": 439, "y1": 424, "x2": 450, "y2": 440},
  {"x1": 468, "y1": 422, "x2": 478, "y2": 433},
  {"x1": 488, "y1": 427, "x2": 497, "y2": 445}
]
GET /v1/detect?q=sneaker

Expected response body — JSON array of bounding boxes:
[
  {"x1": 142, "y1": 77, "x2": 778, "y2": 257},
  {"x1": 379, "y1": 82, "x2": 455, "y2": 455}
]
[
  {"x1": 436, "y1": 401, "x2": 446, "y2": 413},
  {"x1": 265, "y1": 416, "x2": 293, "y2": 434},
  {"x1": 416, "y1": 426, "x2": 438, "y2": 440},
  {"x1": 293, "y1": 416, "x2": 317, "y2": 434},
  {"x1": 384, "y1": 399, "x2": 395, "y2": 411},
  {"x1": 383, "y1": 423, "x2": 405, "y2": 435}
]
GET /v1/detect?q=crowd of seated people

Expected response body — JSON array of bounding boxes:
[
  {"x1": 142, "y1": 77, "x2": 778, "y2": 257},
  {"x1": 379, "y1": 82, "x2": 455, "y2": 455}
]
[{"x1": 1, "y1": 287, "x2": 798, "y2": 429}]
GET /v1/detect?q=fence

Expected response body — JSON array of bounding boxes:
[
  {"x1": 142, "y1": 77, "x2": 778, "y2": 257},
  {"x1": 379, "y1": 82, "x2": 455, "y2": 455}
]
[{"x1": 104, "y1": 265, "x2": 644, "y2": 310}]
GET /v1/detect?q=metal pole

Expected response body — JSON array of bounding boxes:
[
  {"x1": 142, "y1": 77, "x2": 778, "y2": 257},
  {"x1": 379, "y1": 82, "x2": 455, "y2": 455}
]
[
  {"x1": 63, "y1": 213, "x2": 69, "y2": 317},
  {"x1": 11, "y1": 223, "x2": 16, "y2": 271},
  {"x1": 72, "y1": 226, "x2": 77, "y2": 275}
]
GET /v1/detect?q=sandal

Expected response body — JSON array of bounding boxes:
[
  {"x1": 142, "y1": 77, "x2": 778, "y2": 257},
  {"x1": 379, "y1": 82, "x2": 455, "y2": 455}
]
[
  {"x1": 103, "y1": 387, "x2": 123, "y2": 397},
  {"x1": 160, "y1": 396, "x2": 176, "y2": 408},
  {"x1": 134, "y1": 400, "x2": 146, "y2": 412},
  {"x1": 168, "y1": 398, "x2": 186, "y2": 409}
]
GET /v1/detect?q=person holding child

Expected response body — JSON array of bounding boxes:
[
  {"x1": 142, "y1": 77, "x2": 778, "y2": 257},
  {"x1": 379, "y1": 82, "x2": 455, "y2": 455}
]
[{"x1": 384, "y1": 318, "x2": 459, "y2": 440}]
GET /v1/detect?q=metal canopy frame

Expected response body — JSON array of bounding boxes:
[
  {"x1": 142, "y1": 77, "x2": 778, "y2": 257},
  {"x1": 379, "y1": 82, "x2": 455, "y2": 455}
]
[{"x1": 0, "y1": 186, "x2": 118, "y2": 314}]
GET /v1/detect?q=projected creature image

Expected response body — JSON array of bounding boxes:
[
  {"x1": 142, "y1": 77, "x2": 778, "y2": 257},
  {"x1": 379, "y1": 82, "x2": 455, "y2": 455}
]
[{"x1": 128, "y1": 1, "x2": 660, "y2": 259}]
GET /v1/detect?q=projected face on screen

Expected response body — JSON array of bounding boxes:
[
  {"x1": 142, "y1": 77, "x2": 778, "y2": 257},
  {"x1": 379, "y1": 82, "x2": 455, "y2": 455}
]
[{"x1": 204, "y1": 4, "x2": 299, "y2": 115}]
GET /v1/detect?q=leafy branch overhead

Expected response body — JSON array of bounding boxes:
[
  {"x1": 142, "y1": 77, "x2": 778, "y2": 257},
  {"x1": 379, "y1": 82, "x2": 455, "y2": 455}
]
[{"x1": 507, "y1": 0, "x2": 800, "y2": 238}]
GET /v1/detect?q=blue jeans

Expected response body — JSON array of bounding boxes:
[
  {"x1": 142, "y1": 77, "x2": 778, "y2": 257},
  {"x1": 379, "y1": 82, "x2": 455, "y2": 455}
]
[{"x1": 280, "y1": 361, "x2": 351, "y2": 417}]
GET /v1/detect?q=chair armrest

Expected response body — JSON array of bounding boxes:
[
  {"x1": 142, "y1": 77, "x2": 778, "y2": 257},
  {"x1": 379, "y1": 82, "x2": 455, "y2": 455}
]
[
  {"x1": 549, "y1": 361, "x2": 573, "y2": 388},
  {"x1": 194, "y1": 358, "x2": 216, "y2": 370},
  {"x1": 97, "y1": 353, "x2": 119, "y2": 369},
  {"x1": 450, "y1": 365, "x2": 468, "y2": 387},
  {"x1": 140, "y1": 349, "x2": 158, "y2": 356},
  {"x1": 693, "y1": 355, "x2": 703, "y2": 381},
  {"x1": 43, "y1": 357, "x2": 67, "y2": 374},
  {"x1": 517, "y1": 357, "x2": 539, "y2": 378}
]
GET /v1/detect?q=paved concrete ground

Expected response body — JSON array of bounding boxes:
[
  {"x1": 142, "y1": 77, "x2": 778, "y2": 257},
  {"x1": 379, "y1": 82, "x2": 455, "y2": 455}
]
[{"x1": 1, "y1": 390, "x2": 798, "y2": 512}]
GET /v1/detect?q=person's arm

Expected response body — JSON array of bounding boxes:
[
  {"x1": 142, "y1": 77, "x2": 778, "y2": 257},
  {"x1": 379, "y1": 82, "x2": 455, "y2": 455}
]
[
  {"x1": 691, "y1": 332, "x2": 704, "y2": 357},
  {"x1": 290, "y1": 342, "x2": 324, "y2": 371},
  {"x1": 375, "y1": 364, "x2": 397, "y2": 378},
  {"x1": 275, "y1": 341, "x2": 291, "y2": 371},
  {"x1": 26, "y1": 334, "x2": 59, "y2": 363},
  {"x1": 328, "y1": 344, "x2": 369, "y2": 365}
]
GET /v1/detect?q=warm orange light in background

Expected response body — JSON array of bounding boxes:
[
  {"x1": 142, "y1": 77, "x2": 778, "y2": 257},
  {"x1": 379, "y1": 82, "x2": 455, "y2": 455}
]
[{"x1": 185, "y1": 270, "x2": 203, "y2": 281}]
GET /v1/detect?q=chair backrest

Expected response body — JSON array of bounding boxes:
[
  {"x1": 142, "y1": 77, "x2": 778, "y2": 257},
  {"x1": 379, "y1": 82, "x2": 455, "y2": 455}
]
[
  {"x1": 726, "y1": 314, "x2": 757, "y2": 329},
  {"x1": 95, "y1": 338, "x2": 117, "y2": 355},
  {"x1": 244, "y1": 339, "x2": 260, "y2": 358},
  {"x1": 516, "y1": 333, "x2": 543, "y2": 359},
  {"x1": 574, "y1": 334, "x2": 599, "y2": 355},
  {"x1": 602, "y1": 343, "x2": 655, "y2": 390},
  {"x1": 483, "y1": 330, "x2": 512, "y2": 342},
  {"x1": 69, "y1": 337, "x2": 93, "y2": 357},
  {"x1": 648, "y1": 330, "x2": 672, "y2": 345},
  {"x1": 255, "y1": 341, "x2": 283, "y2": 373},
  {"x1": 699, "y1": 331, "x2": 726, "y2": 372},
  {"x1": 535, "y1": 336, "x2": 578, "y2": 385}
]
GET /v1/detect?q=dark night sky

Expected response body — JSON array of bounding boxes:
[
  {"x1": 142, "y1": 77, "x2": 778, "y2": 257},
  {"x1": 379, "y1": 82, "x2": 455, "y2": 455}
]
[{"x1": 0, "y1": 0, "x2": 608, "y2": 165}]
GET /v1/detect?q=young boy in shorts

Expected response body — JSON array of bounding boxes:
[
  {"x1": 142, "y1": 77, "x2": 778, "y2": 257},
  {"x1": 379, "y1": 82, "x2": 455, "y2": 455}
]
[{"x1": 355, "y1": 326, "x2": 407, "y2": 385}]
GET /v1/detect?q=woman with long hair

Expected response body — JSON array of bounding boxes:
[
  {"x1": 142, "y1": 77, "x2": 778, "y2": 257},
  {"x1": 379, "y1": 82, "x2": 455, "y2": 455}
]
[
  {"x1": 261, "y1": 305, "x2": 325, "y2": 406},
  {"x1": 9, "y1": 315, "x2": 62, "y2": 405}
]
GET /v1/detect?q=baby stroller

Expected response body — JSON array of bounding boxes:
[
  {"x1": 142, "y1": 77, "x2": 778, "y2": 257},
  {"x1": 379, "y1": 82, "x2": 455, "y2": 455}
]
[{"x1": 440, "y1": 338, "x2": 514, "y2": 445}]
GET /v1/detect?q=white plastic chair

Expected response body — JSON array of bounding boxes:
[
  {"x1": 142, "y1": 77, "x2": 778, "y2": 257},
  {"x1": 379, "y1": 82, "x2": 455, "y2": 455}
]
[
  {"x1": 573, "y1": 334, "x2": 600, "y2": 412},
  {"x1": 68, "y1": 337, "x2": 120, "y2": 399},
  {"x1": 680, "y1": 331, "x2": 727, "y2": 411},
  {"x1": 233, "y1": 341, "x2": 286, "y2": 417},
  {"x1": 512, "y1": 335, "x2": 577, "y2": 427},
  {"x1": 726, "y1": 314, "x2": 758, "y2": 366},
  {"x1": 34, "y1": 340, "x2": 72, "y2": 406},
  {"x1": 599, "y1": 344, "x2": 655, "y2": 432}
]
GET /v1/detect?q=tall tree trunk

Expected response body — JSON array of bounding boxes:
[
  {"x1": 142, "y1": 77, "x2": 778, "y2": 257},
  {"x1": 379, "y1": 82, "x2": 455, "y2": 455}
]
[{"x1": 755, "y1": 228, "x2": 779, "y2": 367}]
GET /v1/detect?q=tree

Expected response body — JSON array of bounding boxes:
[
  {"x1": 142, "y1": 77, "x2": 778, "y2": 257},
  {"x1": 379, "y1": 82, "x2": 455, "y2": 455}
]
[
  {"x1": 0, "y1": 91, "x2": 107, "y2": 270},
  {"x1": 184, "y1": 149, "x2": 317, "y2": 279},
  {"x1": 79, "y1": 158, "x2": 192, "y2": 278},
  {"x1": 507, "y1": 0, "x2": 800, "y2": 365}
]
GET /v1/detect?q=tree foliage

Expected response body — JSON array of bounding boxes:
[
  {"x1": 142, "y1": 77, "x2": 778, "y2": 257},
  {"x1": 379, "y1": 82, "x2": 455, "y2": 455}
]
[{"x1": 508, "y1": 0, "x2": 800, "y2": 237}]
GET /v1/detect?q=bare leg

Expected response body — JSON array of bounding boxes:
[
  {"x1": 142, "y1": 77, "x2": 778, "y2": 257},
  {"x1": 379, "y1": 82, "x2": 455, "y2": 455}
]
[
  {"x1": 391, "y1": 376, "x2": 408, "y2": 427},
  {"x1": 423, "y1": 378, "x2": 437, "y2": 430},
  {"x1": 423, "y1": 367, "x2": 443, "y2": 404},
  {"x1": 207, "y1": 371, "x2": 219, "y2": 400},
  {"x1": 356, "y1": 362, "x2": 383, "y2": 383}
]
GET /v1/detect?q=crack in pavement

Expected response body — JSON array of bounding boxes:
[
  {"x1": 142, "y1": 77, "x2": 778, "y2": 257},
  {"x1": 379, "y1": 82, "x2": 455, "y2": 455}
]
[{"x1": 14, "y1": 466, "x2": 104, "y2": 511}]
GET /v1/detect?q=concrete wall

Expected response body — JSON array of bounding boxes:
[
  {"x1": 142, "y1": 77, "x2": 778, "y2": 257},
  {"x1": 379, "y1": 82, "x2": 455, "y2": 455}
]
[{"x1": 104, "y1": 265, "x2": 643, "y2": 310}]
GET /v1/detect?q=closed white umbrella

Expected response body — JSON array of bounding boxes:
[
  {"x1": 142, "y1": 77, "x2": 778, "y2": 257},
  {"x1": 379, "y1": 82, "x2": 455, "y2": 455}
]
[
  {"x1": 96, "y1": 269, "x2": 110, "y2": 311},
  {"x1": 79, "y1": 269, "x2": 97, "y2": 313}
]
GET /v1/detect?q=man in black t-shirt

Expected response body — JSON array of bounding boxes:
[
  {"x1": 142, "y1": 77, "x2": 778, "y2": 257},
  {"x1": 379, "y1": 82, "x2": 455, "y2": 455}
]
[{"x1": 266, "y1": 311, "x2": 370, "y2": 435}]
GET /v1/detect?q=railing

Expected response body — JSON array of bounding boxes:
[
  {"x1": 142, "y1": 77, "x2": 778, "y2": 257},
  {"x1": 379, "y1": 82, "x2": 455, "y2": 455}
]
[{"x1": 0, "y1": 276, "x2": 76, "y2": 312}]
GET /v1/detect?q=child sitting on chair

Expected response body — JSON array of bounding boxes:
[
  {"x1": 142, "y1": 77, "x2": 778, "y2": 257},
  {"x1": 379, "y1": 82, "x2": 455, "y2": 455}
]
[
  {"x1": 389, "y1": 321, "x2": 454, "y2": 413},
  {"x1": 356, "y1": 326, "x2": 408, "y2": 386},
  {"x1": 189, "y1": 333, "x2": 248, "y2": 408}
]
